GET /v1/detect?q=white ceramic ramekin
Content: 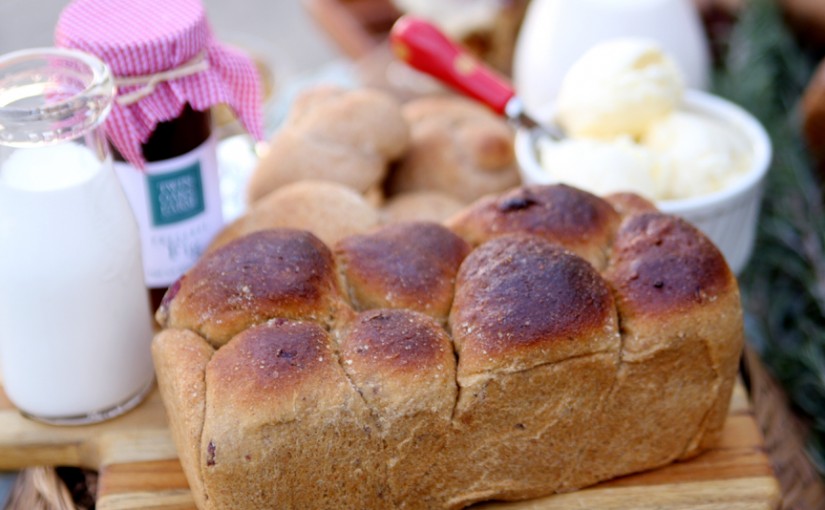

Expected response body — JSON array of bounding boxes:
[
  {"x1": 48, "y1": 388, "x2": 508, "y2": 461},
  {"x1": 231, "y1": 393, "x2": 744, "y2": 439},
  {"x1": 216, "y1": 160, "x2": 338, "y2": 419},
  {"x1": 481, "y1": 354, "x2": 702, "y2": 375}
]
[{"x1": 515, "y1": 89, "x2": 772, "y2": 274}]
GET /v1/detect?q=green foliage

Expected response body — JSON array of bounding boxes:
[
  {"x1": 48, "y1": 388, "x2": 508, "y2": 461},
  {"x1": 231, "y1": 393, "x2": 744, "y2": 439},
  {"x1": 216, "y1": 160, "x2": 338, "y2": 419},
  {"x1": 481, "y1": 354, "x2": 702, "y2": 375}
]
[{"x1": 713, "y1": 0, "x2": 825, "y2": 475}]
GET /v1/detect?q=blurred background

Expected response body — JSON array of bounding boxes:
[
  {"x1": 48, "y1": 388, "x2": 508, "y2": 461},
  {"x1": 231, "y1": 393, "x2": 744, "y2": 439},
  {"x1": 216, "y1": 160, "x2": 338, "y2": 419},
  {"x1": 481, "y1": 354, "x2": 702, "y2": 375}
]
[{"x1": 0, "y1": 0, "x2": 343, "y2": 81}]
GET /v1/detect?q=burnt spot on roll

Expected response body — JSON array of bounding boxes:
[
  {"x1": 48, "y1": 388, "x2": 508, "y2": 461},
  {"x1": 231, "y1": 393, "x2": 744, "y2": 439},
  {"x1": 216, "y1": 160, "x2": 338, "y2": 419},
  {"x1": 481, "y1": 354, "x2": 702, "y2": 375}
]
[
  {"x1": 206, "y1": 441, "x2": 216, "y2": 467},
  {"x1": 162, "y1": 229, "x2": 344, "y2": 346},
  {"x1": 450, "y1": 234, "x2": 615, "y2": 374},
  {"x1": 605, "y1": 213, "x2": 734, "y2": 316},
  {"x1": 497, "y1": 194, "x2": 539, "y2": 212},
  {"x1": 335, "y1": 222, "x2": 471, "y2": 319}
]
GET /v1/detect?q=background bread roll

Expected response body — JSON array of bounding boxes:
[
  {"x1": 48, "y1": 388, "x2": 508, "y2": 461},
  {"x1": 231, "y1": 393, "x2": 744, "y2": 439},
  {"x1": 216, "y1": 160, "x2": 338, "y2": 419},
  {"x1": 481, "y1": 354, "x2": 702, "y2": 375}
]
[
  {"x1": 381, "y1": 190, "x2": 465, "y2": 224},
  {"x1": 210, "y1": 180, "x2": 380, "y2": 251},
  {"x1": 247, "y1": 86, "x2": 410, "y2": 203},
  {"x1": 387, "y1": 96, "x2": 521, "y2": 203}
]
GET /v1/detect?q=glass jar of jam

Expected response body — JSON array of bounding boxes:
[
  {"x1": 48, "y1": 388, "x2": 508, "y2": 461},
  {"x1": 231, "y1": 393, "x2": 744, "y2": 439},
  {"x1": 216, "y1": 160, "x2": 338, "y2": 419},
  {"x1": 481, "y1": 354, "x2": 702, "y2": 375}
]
[
  {"x1": 56, "y1": 0, "x2": 264, "y2": 315},
  {"x1": 113, "y1": 105, "x2": 219, "y2": 312}
]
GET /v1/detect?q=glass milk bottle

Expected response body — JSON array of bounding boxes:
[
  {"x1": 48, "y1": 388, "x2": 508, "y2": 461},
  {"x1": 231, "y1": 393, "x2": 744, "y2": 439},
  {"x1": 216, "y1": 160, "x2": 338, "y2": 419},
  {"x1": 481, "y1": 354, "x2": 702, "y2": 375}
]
[{"x1": 0, "y1": 48, "x2": 154, "y2": 424}]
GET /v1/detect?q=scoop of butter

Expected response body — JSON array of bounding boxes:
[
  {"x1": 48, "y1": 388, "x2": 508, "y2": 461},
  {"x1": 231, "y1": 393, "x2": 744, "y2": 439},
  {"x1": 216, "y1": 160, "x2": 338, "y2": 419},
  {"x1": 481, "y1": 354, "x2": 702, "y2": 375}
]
[
  {"x1": 536, "y1": 136, "x2": 660, "y2": 198},
  {"x1": 643, "y1": 111, "x2": 751, "y2": 200},
  {"x1": 555, "y1": 38, "x2": 684, "y2": 140}
]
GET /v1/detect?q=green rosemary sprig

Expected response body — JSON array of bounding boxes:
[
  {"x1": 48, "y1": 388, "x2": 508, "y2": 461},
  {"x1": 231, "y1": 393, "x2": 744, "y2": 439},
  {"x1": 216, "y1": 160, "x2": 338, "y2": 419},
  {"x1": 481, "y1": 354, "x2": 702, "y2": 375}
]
[{"x1": 713, "y1": 0, "x2": 825, "y2": 475}]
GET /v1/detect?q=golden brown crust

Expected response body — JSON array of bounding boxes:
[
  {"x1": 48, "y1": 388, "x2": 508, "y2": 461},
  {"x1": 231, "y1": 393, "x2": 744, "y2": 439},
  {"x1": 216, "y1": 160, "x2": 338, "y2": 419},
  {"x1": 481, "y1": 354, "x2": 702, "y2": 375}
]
[
  {"x1": 338, "y1": 308, "x2": 457, "y2": 508},
  {"x1": 335, "y1": 222, "x2": 471, "y2": 321},
  {"x1": 205, "y1": 319, "x2": 333, "y2": 415},
  {"x1": 447, "y1": 184, "x2": 621, "y2": 269},
  {"x1": 157, "y1": 229, "x2": 346, "y2": 347},
  {"x1": 201, "y1": 318, "x2": 385, "y2": 509},
  {"x1": 598, "y1": 210, "x2": 742, "y2": 473},
  {"x1": 338, "y1": 309, "x2": 457, "y2": 414},
  {"x1": 605, "y1": 212, "x2": 735, "y2": 318},
  {"x1": 341, "y1": 309, "x2": 453, "y2": 378},
  {"x1": 604, "y1": 192, "x2": 658, "y2": 217},
  {"x1": 450, "y1": 234, "x2": 618, "y2": 379}
]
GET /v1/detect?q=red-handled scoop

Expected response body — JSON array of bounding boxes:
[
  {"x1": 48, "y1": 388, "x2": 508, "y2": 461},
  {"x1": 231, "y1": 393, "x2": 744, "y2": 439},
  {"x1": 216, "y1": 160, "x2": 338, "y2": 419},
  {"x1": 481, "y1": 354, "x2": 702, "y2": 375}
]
[{"x1": 389, "y1": 15, "x2": 562, "y2": 140}]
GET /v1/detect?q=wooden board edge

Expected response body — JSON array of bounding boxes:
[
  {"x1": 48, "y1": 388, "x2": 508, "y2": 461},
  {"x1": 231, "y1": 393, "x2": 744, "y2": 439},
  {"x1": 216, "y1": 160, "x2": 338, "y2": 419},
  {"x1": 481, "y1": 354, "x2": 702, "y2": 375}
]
[
  {"x1": 477, "y1": 476, "x2": 783, "y2": 509},
  {"x1": 96, "y1": 489, "x2": 196, "y2": 510}
]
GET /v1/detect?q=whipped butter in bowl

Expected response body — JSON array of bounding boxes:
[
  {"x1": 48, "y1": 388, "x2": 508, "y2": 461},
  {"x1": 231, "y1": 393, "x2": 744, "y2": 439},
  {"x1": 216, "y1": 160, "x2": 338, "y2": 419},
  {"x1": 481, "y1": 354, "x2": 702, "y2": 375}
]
[{"x1": 516, "y1": 38, "x2": 771, "y2": 274}]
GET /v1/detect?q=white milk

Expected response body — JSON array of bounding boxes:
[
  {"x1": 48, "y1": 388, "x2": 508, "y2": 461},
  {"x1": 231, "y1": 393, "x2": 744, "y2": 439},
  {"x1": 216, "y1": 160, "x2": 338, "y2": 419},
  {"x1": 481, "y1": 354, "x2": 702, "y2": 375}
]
[{"x1": 0, "y1": 143, "x2": 154, "y2": 422}]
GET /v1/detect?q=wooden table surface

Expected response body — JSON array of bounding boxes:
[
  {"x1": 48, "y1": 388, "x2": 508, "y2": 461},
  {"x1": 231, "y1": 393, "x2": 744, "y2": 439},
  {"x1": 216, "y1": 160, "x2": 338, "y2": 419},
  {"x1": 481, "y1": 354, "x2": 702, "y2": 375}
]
[{"x1": 0, "y1": 378, "x2": 781, "y2": 510}]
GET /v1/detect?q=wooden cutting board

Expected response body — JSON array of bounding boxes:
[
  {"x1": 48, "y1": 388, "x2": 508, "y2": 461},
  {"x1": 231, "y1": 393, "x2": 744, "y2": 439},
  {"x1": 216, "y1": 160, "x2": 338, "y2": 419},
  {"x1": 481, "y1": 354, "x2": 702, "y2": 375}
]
[{"x1": 0, "y1": 380, "x2": 781, "y2": 510}]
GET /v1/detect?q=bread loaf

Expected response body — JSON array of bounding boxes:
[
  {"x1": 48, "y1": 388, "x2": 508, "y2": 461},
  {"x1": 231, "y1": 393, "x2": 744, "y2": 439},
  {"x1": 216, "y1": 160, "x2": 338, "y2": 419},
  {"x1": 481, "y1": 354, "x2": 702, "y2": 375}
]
[
  {"x1": 153, "y1": 184, "x2": 743, "y2": 509},
  {"x1": 803, "y1": 58, "x2": 825, "y2": 180}
]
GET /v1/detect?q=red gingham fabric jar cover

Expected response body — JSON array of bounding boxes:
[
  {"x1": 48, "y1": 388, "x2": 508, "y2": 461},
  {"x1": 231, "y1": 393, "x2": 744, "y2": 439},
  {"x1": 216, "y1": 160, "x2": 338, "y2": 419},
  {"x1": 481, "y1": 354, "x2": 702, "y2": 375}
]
[{"x1": 55, "y1": 0, "x2": 264, "y2": 168}]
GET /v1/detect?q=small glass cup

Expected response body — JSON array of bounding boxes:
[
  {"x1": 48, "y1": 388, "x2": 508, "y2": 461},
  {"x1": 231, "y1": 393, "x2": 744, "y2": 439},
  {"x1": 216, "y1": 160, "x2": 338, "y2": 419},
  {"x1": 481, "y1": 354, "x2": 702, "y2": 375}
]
[{"x1": 0, "y1": 48, "x2": 155, "y2": 425}]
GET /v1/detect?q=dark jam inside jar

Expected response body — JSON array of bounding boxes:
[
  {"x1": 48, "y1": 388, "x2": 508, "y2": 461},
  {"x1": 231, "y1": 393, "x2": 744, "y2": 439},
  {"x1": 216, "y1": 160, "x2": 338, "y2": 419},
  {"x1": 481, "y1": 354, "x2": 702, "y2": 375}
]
[
  {"x1": 114, "y1": 104, "x2": 213, "y2": 315},
  {"x1": 143, "y1": 104, "x2": 212, "y2": 161}
]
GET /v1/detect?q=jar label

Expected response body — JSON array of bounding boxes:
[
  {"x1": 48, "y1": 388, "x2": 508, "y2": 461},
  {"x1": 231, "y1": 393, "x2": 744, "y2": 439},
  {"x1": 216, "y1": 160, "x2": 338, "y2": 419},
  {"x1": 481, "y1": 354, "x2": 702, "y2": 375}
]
[
  {"x1": 115, "y1": 136, "x2": 223, "y2": 287},
  {"x1": 147, "y1": 162, "x2": 206, "y2": 226}
]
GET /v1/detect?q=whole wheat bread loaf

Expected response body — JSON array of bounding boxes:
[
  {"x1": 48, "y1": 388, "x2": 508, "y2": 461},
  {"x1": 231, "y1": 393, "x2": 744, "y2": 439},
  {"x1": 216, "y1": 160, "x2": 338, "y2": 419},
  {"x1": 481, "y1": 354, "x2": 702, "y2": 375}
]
[{"x1": 153, "y1": 184, "x2": 743, "y2": 509}]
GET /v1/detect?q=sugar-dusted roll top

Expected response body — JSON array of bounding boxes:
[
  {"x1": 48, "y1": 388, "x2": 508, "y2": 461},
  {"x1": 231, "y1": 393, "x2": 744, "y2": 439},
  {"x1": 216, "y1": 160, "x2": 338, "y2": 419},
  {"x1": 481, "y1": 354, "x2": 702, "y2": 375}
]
[
  {"x1": 607, "y1": 212, "x2": 736, "y2": 318},
  {"x1": 447, "y1": 184, "x2": 621, "y2": 269},
  {"x1": 450, "y1": 234, "x2": 619, "y2": 381},
  {"x1": 335, "y1": 221, "x2": 471, "y2": 321},
  {"x1": 339, "y1": 309, "x2": 457, "y2": 417},
  {"x1": 156, "y1": 229, "x2": 347, "y2": 347}
]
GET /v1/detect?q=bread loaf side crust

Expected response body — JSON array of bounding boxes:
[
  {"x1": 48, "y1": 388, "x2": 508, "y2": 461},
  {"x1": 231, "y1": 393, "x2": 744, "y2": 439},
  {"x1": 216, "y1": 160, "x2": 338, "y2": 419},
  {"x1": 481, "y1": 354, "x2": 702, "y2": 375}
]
[
  {"x1": 603, "y1": 213, "x2": 744, "y2": 465},
  {"x1": 441, "y1": 234, "x2": 621, "y2": 507},
  {"x1": 151, "y1": 329, "x2": 214, "y2": 510}
]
